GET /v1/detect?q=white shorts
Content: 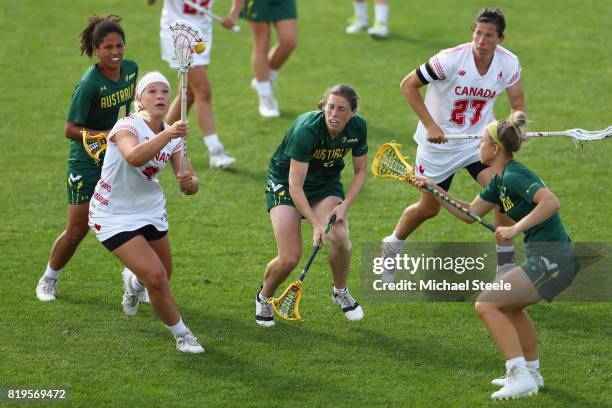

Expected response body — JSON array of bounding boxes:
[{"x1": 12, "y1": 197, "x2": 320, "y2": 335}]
[
  {"x1": 161, "y1": 24, "x2": 213, "y2": 68},
  {"x1": 414, "y1": 142, "x2": 482, "y2": 184},
  {"x1": 89, "y1": 207, "x2": 168, "y2": 243}
]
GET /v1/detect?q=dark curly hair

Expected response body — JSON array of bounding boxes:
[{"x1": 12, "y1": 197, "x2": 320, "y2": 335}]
[{"x1": 79, "y1": 15, "x2": 125, "y2": 57}]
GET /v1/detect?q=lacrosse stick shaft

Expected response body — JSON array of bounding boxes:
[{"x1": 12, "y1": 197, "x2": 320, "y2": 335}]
[
  {"x1": 446, "y1": 131, "x2": 575, "y2": 139},
  {"x1": 179, "y1": 71, "x2": 188, "y2": 174},
  {"x1": 422, "y1": 183, "x2": 495, "y2": 232},
  {"x1": 182, "y1": 0, "x2": 240, "y2": 32},
  {"x1": 298, "y1": 215, "x2": 337, "y2": 281}
]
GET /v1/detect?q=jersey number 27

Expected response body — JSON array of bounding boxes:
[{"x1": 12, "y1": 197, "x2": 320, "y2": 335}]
[{"x1": 450, "y1": 99, "x2": 486, "y2": 126}]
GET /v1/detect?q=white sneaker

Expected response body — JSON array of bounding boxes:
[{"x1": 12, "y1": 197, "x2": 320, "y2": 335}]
[
  {"x1": 492, "y1": 367, "x2": 544, "y2": 389},
  {"x1": 345, "y1": 17, "x2": 369, "y2": 34},
  {"x1": 209, "y1": 149, "x2": 236, "y2": 170},
  {"x1": 255, "y1": 291, "x2": 275, "y2": 327},
  {"x1": 176, "y1": 331, "x2": 206, "y2": 354},
  {"x1": 368, "y1": 22, "x2": 389, "y2": 39},
  {"x1": 332, "y1": 287, "x2": 364, "y2": 321},
  {"x1": 36, "y1": 276, "x2": 58, "y2": 301},
  {"x1": 258, "y1": 94, "x2": 280, "y2": 118},
  {"x1": 490, "y1": 365, "x2": 538, "y2": 400},
  {"x1": 252, "y1": 77, "x2": 276, "y2": 90},
  {"x1": 138, "y1": 288, "x2": 150, "y2": 304},
  {"x1": 380, "y1": 239, "x2": 401, "y2": 283},
  {"x1": 121, "y1": 268, "x2": 141, "y2": 317}
]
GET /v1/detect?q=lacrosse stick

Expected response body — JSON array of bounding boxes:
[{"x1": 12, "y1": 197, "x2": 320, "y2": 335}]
[
  {"x1": 182, "y1": 0, "x2": 240, "y2": 32},
  {"x1": 444, "y1": 126, "x2": 612, "y2": 148},
  {"x1": 372, "y1": 142, "x2": 496, "y2": 232},
  {"x1": 271, "y1": 215, "x2": 337, "y2": 321},
  {"x1": 169, "y1": 20, "x2": 205, "y2": 174}
]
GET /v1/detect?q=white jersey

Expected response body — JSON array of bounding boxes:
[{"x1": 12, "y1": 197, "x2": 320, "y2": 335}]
[
  {"x1": 412, "y1": 42, "x2": 521, "y2": 182},
  {"x1": 88, "y1": 114, "x2": 181, "y2": 242},
  {"x1": 160, "y1": 0, "x2": 214, "y2": 67}
]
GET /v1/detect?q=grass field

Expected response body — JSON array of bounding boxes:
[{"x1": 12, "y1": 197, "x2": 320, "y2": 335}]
[{"x1": 1, "y1": 0, "x2": 610, "y2": 406}]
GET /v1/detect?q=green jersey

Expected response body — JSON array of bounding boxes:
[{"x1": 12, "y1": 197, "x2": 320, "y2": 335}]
[
  {"x1": 480, "y1": 160, "x2": 569, "y2": 243},
  {"x1": 66, "y1": 59, "x2": 138, "y2": 169},
  {"x1": 267, "y1": 111, "x2": 368, "y2": 193}
]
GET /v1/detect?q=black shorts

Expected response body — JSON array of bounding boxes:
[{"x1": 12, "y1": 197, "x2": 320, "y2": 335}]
[
  {"x1": 101, "y1": 224, "x2": 167, "y2": 252},
  {"x1": 436, "y1": 161, "x2": 489, "y2": 191}
]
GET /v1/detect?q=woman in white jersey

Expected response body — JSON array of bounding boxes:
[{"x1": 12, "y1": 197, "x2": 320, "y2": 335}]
[
  {"x1": 89, "y1": 71, "x2": 204, "y2": 354},
  {"x1": 148, "y1": 0, "x2": 236, "y2": 169},
  {"x1": 380, "y1": 8, "x2": 526, "y2": 280}
]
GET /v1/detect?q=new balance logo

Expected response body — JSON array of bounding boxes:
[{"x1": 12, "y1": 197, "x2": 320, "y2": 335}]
[{"x1": 69, "y1": 173, "x2": 82, "y2": 183}]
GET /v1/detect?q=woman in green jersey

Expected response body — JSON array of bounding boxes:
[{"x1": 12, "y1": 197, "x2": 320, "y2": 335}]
[
  {"x1": 36, "y1": 15, "x2": 138, "y2": 302},
  {"x1": 414, "y1": 111, "x2": 579, "y2": 400},
  {"x1": 256, "y1": 84, "x2": 368, "y2": 327},
  {"x1": 224, "y1": 0, "x2": 297, "y2": 118}
]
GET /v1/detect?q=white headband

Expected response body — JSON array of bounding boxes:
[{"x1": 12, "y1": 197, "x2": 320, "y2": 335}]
[{"x1": 136, "y1": 71, "x2": 170, "y2": 96}]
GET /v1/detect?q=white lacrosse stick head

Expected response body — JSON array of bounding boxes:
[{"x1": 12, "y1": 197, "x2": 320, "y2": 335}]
[{"x1": 168, "y1": 20, "x2": 206, "y2": 73}]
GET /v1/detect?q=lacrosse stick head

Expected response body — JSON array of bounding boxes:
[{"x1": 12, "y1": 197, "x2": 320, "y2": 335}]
[
  {"x1": 168, "y1": 20, "x2": 206, "y2": 72},
  {"x1": 271, "y1": 280, "x2": 303, "y2": 321},
  {"x1": 371, "y1": 142, "x2": 416, "y2": 182}
]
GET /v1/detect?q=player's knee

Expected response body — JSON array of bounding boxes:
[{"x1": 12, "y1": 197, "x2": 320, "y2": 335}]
[
  {"x1": 65, "y1": 224, "x2": 88, "y2": 243},
  {"x1": 192, "y1": 86, "x2": 212, "y2": 104},
  {"x1": 145, "y1": 267, "x2": 169, "y2": 293},
  {"x1": 280, "y1": 253, "x2": 301, "y2": 271},
  {"x1": 329, "y1": 225, "x2": 351, "y2": 252},
  {"x1": 280, "y1": 36, "x2": 297, "y2": 51},
  {"x1": 475, "y1": 300, "x2": 498, "y2": 318}
]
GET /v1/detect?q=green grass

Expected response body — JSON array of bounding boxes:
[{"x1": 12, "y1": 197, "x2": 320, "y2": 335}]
[{"x1": 1, "y1": 0, "x2": 610, "y2": 406}]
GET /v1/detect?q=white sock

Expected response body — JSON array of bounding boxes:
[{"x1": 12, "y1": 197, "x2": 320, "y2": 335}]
[
  {"x1": 505, "y1": 356, "x2": 527, "y2": 370},
  {"x1": 44, "y1": 264, "x2": 61, "y2": 280},
  {"x1": 203, "y1": 133, "x2": 223, "y2": 153},
  {"x1": 383, "y1": 233, "x2": 404, "y2": 252},
  {"x1": 166, "y1": 318, "x2": 189, "y2": 337},
  {"x1": 130, "y1": 275, "x2": 145, "y2": 292},
  {"x1": 255, "y1": 81, "x2": 273, "y2": 96},
  {"x1": 374, "y1": 3, "x2": 389, "y2": 25},
  {"x1": 353, "y1": 1, "x2": 368, "y2": 22},
  {"x1": 526, "y1": 359, "x2": 540, "y2": 371},
  {"x1": 269, "y1": 69, "x2": 279, "y2": 85},
  {"x1": 333, "y1": 286, "x2": 347, "y2": 294}
]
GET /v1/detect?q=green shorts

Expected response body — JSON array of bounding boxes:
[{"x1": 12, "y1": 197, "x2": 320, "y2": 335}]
[
  {"x1": 266, "y1": 181, "x2": 344, "y2": 212},
  {"x1": 241, "y1": 0, "x2": 297, "y2": 22},
  {"x1": 66, "y1": 163, "x2": 101, "y2": 205},
  {"x1": 521, "y1": 242, "x2": 580, "y2": 302}
]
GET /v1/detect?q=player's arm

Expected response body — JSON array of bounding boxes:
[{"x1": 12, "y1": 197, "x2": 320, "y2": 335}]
[
  {"x1": 116, "y1": 121, "x2": 188, "y2": 167},
  {"x1": 65, "y1": 121, "x2": 108, "y2": 141},
  {"x1": 332, "y1": 154, "x2": 367, "y2": 223},
  {"x1": 496, "y1": 188, "x2": 559, "y2": 241},
  {"x1": 288, "y1": 159, "x2": 326, "y2": 244},
  {"x1": 170, "y1": 148, "x2": 199, "y2": 195},
  {"x1": 506, "y1": 80, "x2": 526, "y2": 114},
  {"x1": 222, "y1": 0, "x2": 243, "y2": 28},
  {"x1": 400, "y1": 70, "x2": 446, "y2": 144}
]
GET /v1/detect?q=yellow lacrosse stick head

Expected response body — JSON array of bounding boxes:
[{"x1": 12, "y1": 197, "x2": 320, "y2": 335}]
[
  {"x1": 271, "y1": 280, "x2": 303, "y2": 320},
  {"x1": 371, "y1": 142, "x2": 416, "y2": 182}
]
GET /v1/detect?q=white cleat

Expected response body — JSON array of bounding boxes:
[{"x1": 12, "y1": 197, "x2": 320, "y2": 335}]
[
  {"x1": 345, "y1": 18, "x2": 369, "y2": 34},
  {"x1": 255, "y1": 292, "x2": 275, "y2": 327},
  {"x1": 380, "y1": 239, "x2": 401, "y2": 283},
  {"x1": 176, "y1": 331, "x2": 206, "y2": 354},
  {"x1": 258, "y1": 94, "x2": 280, "y2": 118},
  {"x1": 490, "y1": 365, "x2": 539, "y2": 400},
  {"x1": 138, "y1": 288, "x2": 150, "y2": 304},
  {"x1": 368, "y1": 22, "x2": 389, "y2": 39},
  {"x1": 492, "y1": 367, "x2": 544, "y2": 389},
  {"x1": 121, "y1": 268, "x2": 141, "y2": 317},
  {"x1": 209, "y1": 149, "x2": 236, "y2": 170},
  {"x1": 332, "y1": 287, "x2": 364, "y2": 321},
  {"x1": 36, "y1": 276, "x2": 58, "y2": 301}
]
